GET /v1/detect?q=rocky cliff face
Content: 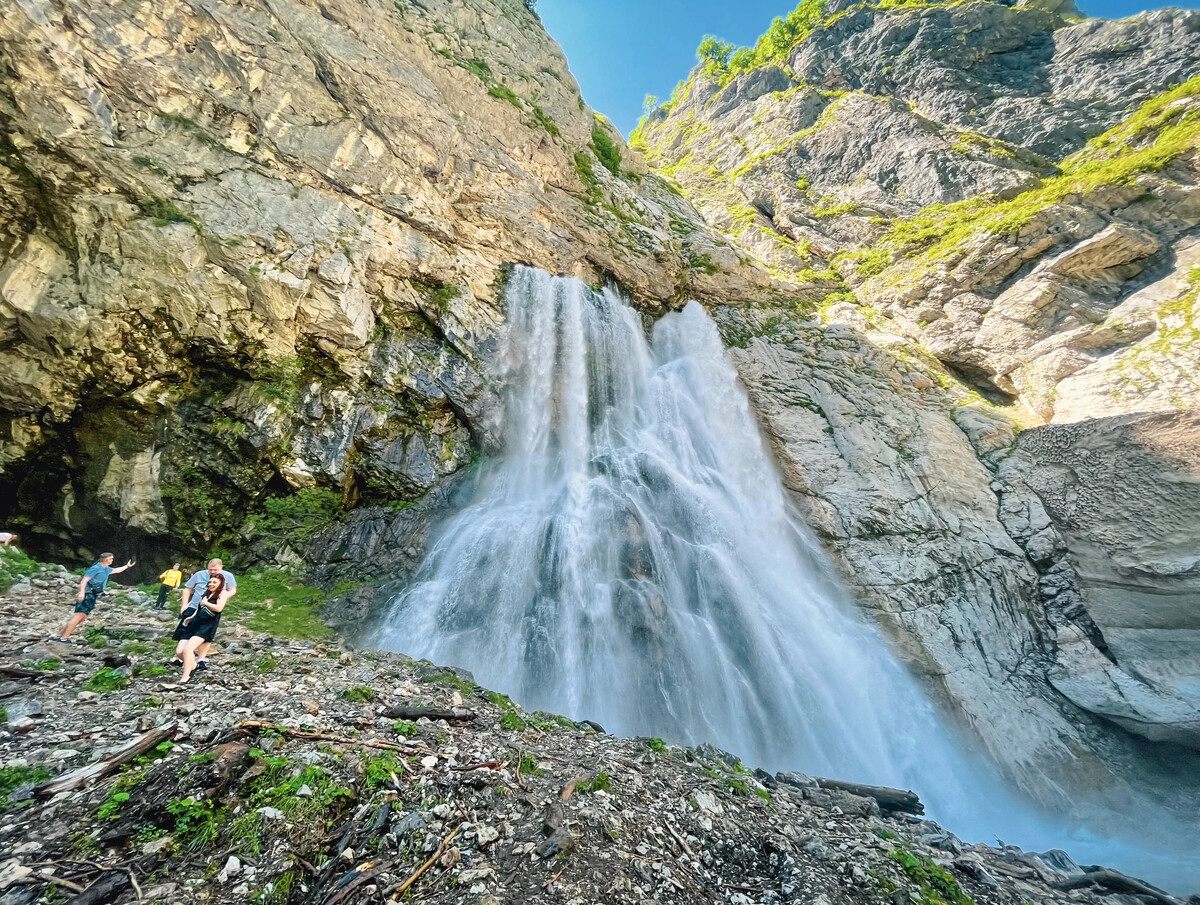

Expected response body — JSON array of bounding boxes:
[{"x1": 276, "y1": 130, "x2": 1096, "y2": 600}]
[
  {"x1": 0, "y1": 0, "x2": 766, "y2": 565},
  {"x1": 636, "y1": 0, "x2": 1200, "y2": 834}
]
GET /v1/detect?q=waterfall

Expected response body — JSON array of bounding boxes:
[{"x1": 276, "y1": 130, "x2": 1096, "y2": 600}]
[{"x1": 375, "y1": 266, "x2": 1196, "y2": 889}]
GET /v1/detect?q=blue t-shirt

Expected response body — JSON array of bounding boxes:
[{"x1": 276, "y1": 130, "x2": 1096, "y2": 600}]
[
  {"x1": 184, "y1": 569, "x2": 237, "y2": 601},
  {"x1": 84, "y1": 563, "x2": 113, "y2": 592}
]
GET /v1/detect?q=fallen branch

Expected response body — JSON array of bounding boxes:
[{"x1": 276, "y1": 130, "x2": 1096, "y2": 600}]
[
  {"x1": 35, "y1": 725, "x2": 177, "y2": 799},
  {"x1": 543, "y1": 865, "x2": 567, "y2": 889},
  {"x1": 813, "y1": 777, "x2": 924, "y2": 816},
  {"x1": 1052, "y1": 869, "x2": 1181, "y2": 905},
  {"x1": 666, "y1": 822, "x2": 695, "y2": 858},
  {"x1": 385, "y1": 705, "x2": 477, "y2": 723},
  {"x1": 321, "y1": 859, "x2": 388, "y2": 905},
  {"x1": 450, "y1": 760, "x2": 506, "y2": 772},
  {"x1": 12, "y1": 875, "x2": 85, "y2": 895},
  {"x1": 237, "y1": 721, "x2": 434, "y2": 756},
  {"x1": 392, "y1": 823, "x2": 464, "y2": 898}
]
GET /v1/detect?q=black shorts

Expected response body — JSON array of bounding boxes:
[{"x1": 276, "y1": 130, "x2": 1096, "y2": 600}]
[{"x1": 74, "y1": 590, "x2": 101, "y2": 615}]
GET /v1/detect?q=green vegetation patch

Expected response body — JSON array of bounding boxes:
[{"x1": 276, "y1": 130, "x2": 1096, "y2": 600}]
[
  {"x1": 1, "y1": 765, "x2": 51, "y2": 811},
  {"x1": 889, "y1": 847, "x2": 976, "y2": 905},
  {"x1": 341, "y1": 686, "x2": 374, "y2": 703},
  {"x1": 246, "y1": 487, "x2": 345, "y2": 547},
  {"x1": 488, "y1": 84, "x2": 521, "y2": 108},
  {"x1": 591, "y1": 119, "x2": 622, "y2": 175},
  {"x1": 417, "y1": 671, "x2": 476, "y2": 695},
  {"x1": 363, "y1": 753, "x2": 406, "y2": 788},
  {"x1": 232, "y1": 570, "x2": 334, "y2": 642},
  {"x1": 393, "y1": 720, "x2": 420, "y2": 738},
  {"x1": 500, "y1": 711, "x2": 528, "y2": 731},
  {"x1": 877, "y1": 75, "x2": 1200, "y2": 273},
  {"x1": 84, "y1": 667, "x2": 131, "y2": 693},
  {"x1": 695, "y1": 0, "x2": 828, "y2": 89},
  {"x1": 0, "y1": 546, "x2": 40, "y2": 593},
  {"x1": 574, "y1": 771, "x2": 610, "y2": 793},
  {"x1": 139, "y1": 197, "x2": 202, "y2": 233}
]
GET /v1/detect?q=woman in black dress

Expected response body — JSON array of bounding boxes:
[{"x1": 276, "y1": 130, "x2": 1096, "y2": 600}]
[{"x1": 173, "y1": 574, "x2": 227, "y2": 683}]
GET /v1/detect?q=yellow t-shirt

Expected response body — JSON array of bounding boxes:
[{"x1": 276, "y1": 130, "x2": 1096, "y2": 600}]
[{"x1": 159, "y1": 569, "x2": 183, "y2": 588}]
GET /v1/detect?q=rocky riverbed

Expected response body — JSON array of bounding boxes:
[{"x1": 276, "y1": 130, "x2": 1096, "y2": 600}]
[{"x1": 2, "y1": 559, "x2": 1196, "y2": 905}]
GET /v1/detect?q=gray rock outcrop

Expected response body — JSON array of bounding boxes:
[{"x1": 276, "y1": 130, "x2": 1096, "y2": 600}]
[{"x1": 0, "y1": 0, "x2": 764, "y2": 563}]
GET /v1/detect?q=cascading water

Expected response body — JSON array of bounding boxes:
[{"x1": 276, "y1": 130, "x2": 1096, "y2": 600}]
[{"x1": 376, "y1": 266, "x2": 1197, "y2": 890}]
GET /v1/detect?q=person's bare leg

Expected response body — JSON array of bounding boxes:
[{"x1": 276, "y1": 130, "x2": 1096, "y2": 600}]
[
  {"x1": 196, "y1": 641, "x2": 211, "y2": 661},
  {"x1": 180, "y1": 636, "x2": 204, "y2": 683},
  {"x1": 60, "y1": 613, "x2": 87, "y2": 639},
  {"x1": 175, "y1": 639, "x2": 188, "y2": 660}
]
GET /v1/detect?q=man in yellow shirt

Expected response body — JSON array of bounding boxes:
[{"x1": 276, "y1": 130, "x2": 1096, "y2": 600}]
[{"x1": 156, "y1": 562, "x2": 182, "y2": 610}]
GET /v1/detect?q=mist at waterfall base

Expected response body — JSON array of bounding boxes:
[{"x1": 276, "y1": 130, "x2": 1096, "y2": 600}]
[{"x1": 375, "y1": 266, "x2": 1197, "y2": 891}]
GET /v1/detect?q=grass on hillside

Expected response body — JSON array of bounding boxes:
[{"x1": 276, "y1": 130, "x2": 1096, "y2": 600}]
[
  {"x1": 0, "y1": 546, "x2": 40, "y2": 594},
  {"x1": 882, "y1": 75, "x2": 1200, "y2": 259},
  {"x1": 230, "y1": 571, "x2": 337, "y2": 642}
]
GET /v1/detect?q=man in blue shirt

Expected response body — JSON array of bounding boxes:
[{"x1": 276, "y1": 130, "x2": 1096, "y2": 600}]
[
  {"x1": 178, "y1": 558, "x2": 236, "y2": 670},
  {"x1": 56, "y1": 552, "x2": 136, "y2": 641}
]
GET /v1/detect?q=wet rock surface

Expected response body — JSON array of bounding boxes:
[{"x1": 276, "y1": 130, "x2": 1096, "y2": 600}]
[{"x1": 2, "y1": 565, "x2": 1194, "y2": 905}]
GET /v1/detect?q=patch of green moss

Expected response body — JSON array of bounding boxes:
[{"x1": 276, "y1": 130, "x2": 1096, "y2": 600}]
[
  {"x1": 84, "y1": 667, "x2": 130, "y2": 693},
  {"x1": 418, "y1": 671, "x2": 476, "y2": 695},
  {"x1": 341, "y1": 686, "x2": 374, "y2": 703},
  {"x1": 0, "y1": 546, "x2": 41, "y2": 593},
  {"x1": 888, "y1": 847, "x2": 976, "y2": 905},
  {"x1": 246, "y1": 487, "x2": 345, "y2": 547},
  {"x1": 139, "y1": 197, "x2": 202, "y2": 233},
  {"x1": 574, "y1": 770, "x2": 610, "y2": 793},
  {"x1": 500, "y1": 711, "x2": 528, "y2": 731},
  {"x1": 488, "y1": 84, "x2": 521, "y2": 108},
  {"x1": 532, "y1": 105, "x2": 562, "y2": 138},
  {"x1": 1, "y1": 765, "x2": 52, "y2": 811},
  {"x1": 393, "y1": 720, "x2": 420, "y2": 738}
]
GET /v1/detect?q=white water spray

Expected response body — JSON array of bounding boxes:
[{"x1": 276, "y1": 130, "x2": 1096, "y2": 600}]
[{"x1": 376, "y1": 267, "x2": 1197, "y2": 890}]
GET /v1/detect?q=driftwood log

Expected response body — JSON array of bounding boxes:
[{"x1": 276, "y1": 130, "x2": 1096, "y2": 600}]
[
  {"x1": 384, "y1": 704, "x2": 477, "y2": 723},
  {"x1": 814, "y1": 777, "x2": 924, "y2": 815},
  {"x1": 1052, "y1": 869, "x2": 1182, "y2": 905},
  {"x1": 34, "y1": 724, "x2": 177, "y2": 798}
]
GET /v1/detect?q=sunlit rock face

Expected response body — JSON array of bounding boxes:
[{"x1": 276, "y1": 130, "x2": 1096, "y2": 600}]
[{"x1": 0, "y1": 0, "x2": 765, "y2": 562}]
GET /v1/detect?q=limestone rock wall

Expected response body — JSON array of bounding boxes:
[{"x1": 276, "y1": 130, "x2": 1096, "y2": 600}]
[{"x1": 0, "y1": 0, "x2": 764, "y2": 563}]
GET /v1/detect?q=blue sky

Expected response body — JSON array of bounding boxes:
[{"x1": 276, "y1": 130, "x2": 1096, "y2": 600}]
[{"x1": 538, "y1": 0, "x2": 1199, "y2": 136}]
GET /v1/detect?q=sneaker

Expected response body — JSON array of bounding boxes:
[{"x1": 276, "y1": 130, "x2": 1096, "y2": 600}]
[
  {"x1": 50, "y1": 636, "x2": 73, "y2": 644},
  {"x1": 169, "y1": 657, "x2": 182, "y2": 666},
  {"x1": 195, "y1": 660, "x2": 209, "y2": 672}
]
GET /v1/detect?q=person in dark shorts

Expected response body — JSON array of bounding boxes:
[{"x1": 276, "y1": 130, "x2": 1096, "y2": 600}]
[
  {"x1": 56, "y1": 552, "x2": 136, "y2": 641},
  {"x1": 173, "y1": 574, "x2": 228, "y2": 683}
]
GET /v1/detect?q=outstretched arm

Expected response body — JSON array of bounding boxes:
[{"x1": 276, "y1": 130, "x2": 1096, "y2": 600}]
[{"x1": 110, "y1": 559, "x2": 136, "y2": 574}]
